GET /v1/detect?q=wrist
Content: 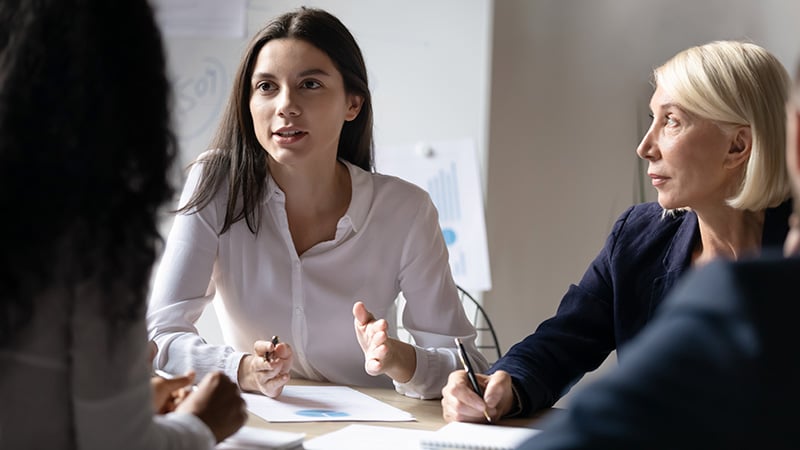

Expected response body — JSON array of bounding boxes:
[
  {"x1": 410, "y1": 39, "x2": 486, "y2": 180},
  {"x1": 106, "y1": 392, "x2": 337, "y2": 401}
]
[
  {"x1": 502, "y1": 380, "x2": 525, "y2": 418},
  {"x1": 237, "y1": 354, "x2": 257, "y2": 392},
  {"x1": 385, "y1": 339, "x2": 416, "y2": 383}
]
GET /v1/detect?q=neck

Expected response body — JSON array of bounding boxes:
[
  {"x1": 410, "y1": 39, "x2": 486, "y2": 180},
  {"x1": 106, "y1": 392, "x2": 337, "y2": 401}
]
[
  {"x1": 693, "y1": 204, "x2": 765, "y2": 266},
  {"x1": 270, "y1": 157, "x2": 343, "y2": 203},
  {"x1": 269, "y1": 157, "x2": 352, "y2": 223},
  {"x1": 785, "y1": 212, "x2": 800, "y2": 257}
]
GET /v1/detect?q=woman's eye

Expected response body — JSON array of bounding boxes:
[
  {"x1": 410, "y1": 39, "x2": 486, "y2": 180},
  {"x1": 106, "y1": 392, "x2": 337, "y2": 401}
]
[
  {"x1": 302, "y1": 80, "x2": 321, "y2": 89},
  {"x1": 256, "y1": 81, "x2": 275, "y2": 92},
  {"x1": 665, "y1": 115, "x2": 678, "y2": 127}
]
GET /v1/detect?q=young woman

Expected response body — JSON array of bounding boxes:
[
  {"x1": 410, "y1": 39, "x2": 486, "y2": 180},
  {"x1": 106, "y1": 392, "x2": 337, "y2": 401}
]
[{"x1": 147, "y1": 7, "x2": 486, "y2": 400}]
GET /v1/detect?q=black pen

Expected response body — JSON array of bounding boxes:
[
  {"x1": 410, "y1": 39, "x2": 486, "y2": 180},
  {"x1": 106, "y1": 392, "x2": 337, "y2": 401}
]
[
  {"x1": 455, "y1": 337, "x2": 491, "y2": 422},
  {"x1": 265, "y1": 335, "x2": 280, "y2": 362}
]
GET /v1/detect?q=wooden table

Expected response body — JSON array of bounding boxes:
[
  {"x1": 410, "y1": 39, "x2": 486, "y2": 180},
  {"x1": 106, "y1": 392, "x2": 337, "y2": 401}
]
[{"x1": 244, "y1": 380, "x2": 556, "y2": 440}]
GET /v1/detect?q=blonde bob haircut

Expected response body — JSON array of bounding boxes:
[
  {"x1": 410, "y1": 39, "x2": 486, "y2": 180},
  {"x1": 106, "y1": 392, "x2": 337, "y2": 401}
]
[{"x1": 655, "y1": 40, "x2": 791, "y2": 211}]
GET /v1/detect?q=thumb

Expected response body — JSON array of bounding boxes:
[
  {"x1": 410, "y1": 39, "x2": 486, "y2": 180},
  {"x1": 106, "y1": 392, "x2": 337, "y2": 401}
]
[
  {"x1": 483, "y1": 373, "x2": 507, "y2": 408},
  {"x1": 352, "y1": 301, "x2": 374, "y2": 325},
  {"x1": 160, "y1": 372, "x2": 196, "y2": 391}
]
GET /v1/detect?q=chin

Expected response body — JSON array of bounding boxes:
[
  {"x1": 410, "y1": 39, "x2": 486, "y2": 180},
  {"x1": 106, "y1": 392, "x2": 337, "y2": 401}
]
[
  {"x1": 656, "y1": 196, "x2": 677, "y2": 210},
  {"x1": 656, "y1": 195, "x2": 691, "y2": 213}
]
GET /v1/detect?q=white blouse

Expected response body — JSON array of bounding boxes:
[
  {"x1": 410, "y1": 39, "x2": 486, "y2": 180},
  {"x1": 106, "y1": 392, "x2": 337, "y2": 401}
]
[
  {"x1": 0, "y1": 287, "x2": 215, "y2": 449},
  {"x1": 147, "y1": 157, "x2": 487, "y2": 399}
]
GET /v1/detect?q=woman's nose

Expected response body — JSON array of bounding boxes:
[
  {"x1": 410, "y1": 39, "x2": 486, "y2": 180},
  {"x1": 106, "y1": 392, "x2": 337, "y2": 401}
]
[
  {"x1": 636, "y1": 125, "x2": 658, "y2": 161},
  {"x1": 277, "y1": 89, "x2": 300, "y2": 117}
]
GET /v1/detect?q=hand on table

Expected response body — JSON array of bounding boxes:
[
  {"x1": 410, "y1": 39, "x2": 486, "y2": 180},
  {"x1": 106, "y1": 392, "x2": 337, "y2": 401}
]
[
  {"x1": 176, "y1": 371, "x2": 247, "y2": 443},
  {"x1": 441, "y1": 369, "x2": 515, "y2": 423},
  {"x1": 151, "y1": 371, "x2": 194, "y2": 414},
  {"x1": 238, "y1": 339, "x2": 293, "y2": 398},
  {"x1": 353, "y1": 301, "x2": 416, "y2": 383},
  {"x1": 148, "y1": 340, "x2": 193, "y2": 414}
]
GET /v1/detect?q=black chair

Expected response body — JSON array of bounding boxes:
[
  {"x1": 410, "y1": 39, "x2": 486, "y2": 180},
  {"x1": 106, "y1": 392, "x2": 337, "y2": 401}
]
[
  {"x1": 456, "y1": 286, "x2": 502, "y2": 363},
  {"x1": 394, "y1": 285, "x2": 502, "y2": 364}
]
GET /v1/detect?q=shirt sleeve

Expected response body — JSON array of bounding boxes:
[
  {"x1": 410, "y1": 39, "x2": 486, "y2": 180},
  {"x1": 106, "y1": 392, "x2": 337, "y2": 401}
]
[
  {"x1": 394, "y1": 195, "x2": 489, "y2": 399},
  {"x1": 71, "y1": 290, "x2": 216, "y2": 450},
  {"x1": 517, "y1": 263, "x2": 756, "y2": 449},
  {"x1": 146, "y1": 162, "x2": 247, "y2": 385},
  {"x1": 490, "y1": 207, "x2": 635, "y2": 415}
]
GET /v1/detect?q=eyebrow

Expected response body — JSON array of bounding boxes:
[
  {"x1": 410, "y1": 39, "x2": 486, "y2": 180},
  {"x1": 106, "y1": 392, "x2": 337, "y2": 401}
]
[
  {"x1": 650, "y1": 101, "x2": 677, "y2": 110},
  {"x1": 252, "y1": 68, "x2": 333, "y2": 80},
  {"x1": 649, "y1": 102, "x2": 689, "y2": 116}
]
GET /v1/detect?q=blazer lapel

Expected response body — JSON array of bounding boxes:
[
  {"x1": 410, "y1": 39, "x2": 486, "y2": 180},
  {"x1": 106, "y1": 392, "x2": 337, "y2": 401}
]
[{"x1": 649, "y1": 210, "x2": 699, "y2": 315}]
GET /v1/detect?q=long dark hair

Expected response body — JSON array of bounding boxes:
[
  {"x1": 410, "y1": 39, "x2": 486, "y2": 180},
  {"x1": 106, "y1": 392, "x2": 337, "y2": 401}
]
[
  {"x1": 180, "y1": 7, "x2": 374, "y2": 234},
  {"x1": 0, "y1": 0, "x2": 176, "y2": 344}
]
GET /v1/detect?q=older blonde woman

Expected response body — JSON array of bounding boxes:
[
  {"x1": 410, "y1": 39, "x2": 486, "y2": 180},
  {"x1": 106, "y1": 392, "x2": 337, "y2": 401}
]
[{"x1": 442, "y1": 40, "x2": 793, "y2": 422}]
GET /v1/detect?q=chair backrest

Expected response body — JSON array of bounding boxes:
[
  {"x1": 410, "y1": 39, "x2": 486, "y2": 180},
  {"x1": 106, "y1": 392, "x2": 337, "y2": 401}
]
[
  {"x1": 393, "y1": 285, "x2": 502, "y2": 364},
  {"x1": 455, "y1": 286, "x2": 502, "y2": 362}
]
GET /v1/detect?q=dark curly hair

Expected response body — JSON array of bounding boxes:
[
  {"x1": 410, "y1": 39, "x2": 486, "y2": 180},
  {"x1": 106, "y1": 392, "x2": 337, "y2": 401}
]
[{"x1": 0, "y1": 0, "x2": 176, "y2": 345}]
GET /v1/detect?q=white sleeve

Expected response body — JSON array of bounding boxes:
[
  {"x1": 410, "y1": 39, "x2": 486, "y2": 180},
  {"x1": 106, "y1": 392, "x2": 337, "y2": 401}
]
[
  {"x1": 146, "y1": 162, "x2": 247, "y2": 384},
  {"x1": 72, "y1": 293, "x2": 216, "y2": 450},
  {"x1": 394, "y1": 196, "x2": 489, "y2": 399}
]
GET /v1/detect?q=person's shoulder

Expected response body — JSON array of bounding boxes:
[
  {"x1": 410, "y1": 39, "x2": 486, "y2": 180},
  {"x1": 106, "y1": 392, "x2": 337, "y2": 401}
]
[
  {"x1": 617, "y1": 202, "x2": 689, "y2": 228},
  {"x1": 179, "y1": 149, "x2": 230, "y2": 211},
  {"x1": 610, "y1": 203, "x2": 691, "y2": 243},
  {"x1": 726, "y1": 253, "x2": 800, "y2": 300},
  {"x1": 599, "y1": 203, "x2": 695, "y2": 263},
  {"x1": 362, "y1": 168, "x2": 432, "y2": 205},
  {"x1": 370, "y1": 170, "x2": 427, "y2": 194},
  {"x1": 192, "y1": 148, "x2": 226, "y2": 168},
  {"x1": 663, "y1": 254, "x2": 796, "y2": 314}
]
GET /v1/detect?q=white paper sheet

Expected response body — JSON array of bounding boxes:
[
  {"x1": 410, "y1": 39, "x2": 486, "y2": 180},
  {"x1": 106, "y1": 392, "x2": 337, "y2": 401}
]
[
  {"x1": 216, "y1": 426, "x2": 304, "y2": 449},
  {"x1": 304, "y1": 424, "x2": 434, "y2": 450},
  {"x1": 243, "y1": 386, "x2": 415, "y2": 423},
  {"x1": 375, "y1": 138, "x2": 492, "y2": 291},
  {"x1": 418, "y1": 422, "x2": 541, "y2": 450}
]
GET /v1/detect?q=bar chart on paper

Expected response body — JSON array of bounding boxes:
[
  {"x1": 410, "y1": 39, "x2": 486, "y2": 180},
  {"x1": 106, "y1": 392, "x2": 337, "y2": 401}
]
[
  {"x1": 375, "y1": 138, "x2": 491, "y2": 291},
  {"x1": 427, "y1": 162, "x2": 468, "y2": 278}
]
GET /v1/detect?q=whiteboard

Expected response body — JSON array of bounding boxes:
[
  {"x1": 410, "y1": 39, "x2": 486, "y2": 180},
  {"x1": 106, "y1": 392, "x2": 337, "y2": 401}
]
[{"x1": 153, "y1": 0, "x2": 493, "y2": 176}]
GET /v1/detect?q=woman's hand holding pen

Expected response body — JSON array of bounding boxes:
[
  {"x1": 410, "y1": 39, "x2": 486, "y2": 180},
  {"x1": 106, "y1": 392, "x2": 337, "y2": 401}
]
[
  {"x1": 353, "y1": 301, "x2": 417, "y2": 383},
  {"x1": 238, "y1": 338, "x2": 293, "y2": 398},
  {"x1": 177, "y1": 372, "x2": 247, "y2": 443},
  {"x1": 149, "y1": 340, "x2": 194, "y2": 414},
  {"x1": 441, "y1": 370, "x2": 515, "y2": 423},
  {"x1": 151, "y1": 371, "x2": 195, "y2": 414}
]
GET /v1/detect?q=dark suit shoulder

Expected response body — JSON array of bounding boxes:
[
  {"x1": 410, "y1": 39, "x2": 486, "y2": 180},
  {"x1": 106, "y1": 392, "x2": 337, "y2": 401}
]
[
  {"x1": 605, "y1": 203, "x2": 693, "y2": 260},
  {"x1": 613, "y1": 203, "x2": 688, "y2": 234}
]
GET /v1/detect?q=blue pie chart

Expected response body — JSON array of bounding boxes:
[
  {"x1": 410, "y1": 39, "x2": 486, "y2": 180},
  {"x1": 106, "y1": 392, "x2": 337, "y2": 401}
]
[
  {"x1": 442, "y1": 228, "x2": 457, "y2": 246},
  {"x1": 295, "y1": 409, "x2": 350, "y2": 418}
]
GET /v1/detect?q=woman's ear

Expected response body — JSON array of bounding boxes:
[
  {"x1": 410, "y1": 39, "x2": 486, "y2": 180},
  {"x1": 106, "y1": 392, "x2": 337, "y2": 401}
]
[
  {"x1": 724, "y1": 125, "x2": 752, "y2": 169},
  {"x1": 345, "y1": 94, "x2": 364, "y2": 122}
]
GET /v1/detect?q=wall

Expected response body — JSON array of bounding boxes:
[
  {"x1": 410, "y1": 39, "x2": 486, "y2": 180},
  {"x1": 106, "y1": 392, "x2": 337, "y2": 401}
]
[
  {"x1": 484, "y1": 0, "x2": 800, "y2": 405},
  {"x1": 158, "y1": 0, "x2": 493, "y2": 171}
]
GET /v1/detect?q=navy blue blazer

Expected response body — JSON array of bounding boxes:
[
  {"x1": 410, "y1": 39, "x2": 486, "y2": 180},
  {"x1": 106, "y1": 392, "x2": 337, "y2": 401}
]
[
  {"x1": 491, "y1": 201, "x2": 791, "y2": 415},
  {"x1": 519, "y1": 254, "x2": 800, "y2": 449}
]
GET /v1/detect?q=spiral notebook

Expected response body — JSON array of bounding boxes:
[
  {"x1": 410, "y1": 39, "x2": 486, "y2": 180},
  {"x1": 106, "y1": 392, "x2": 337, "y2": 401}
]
[
  {"x1": 418, "y1": 422, "x2": 540, "y2": 450},
  {"x1": 215, "y1": 426, "x2": 305, "y2": 449}
]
